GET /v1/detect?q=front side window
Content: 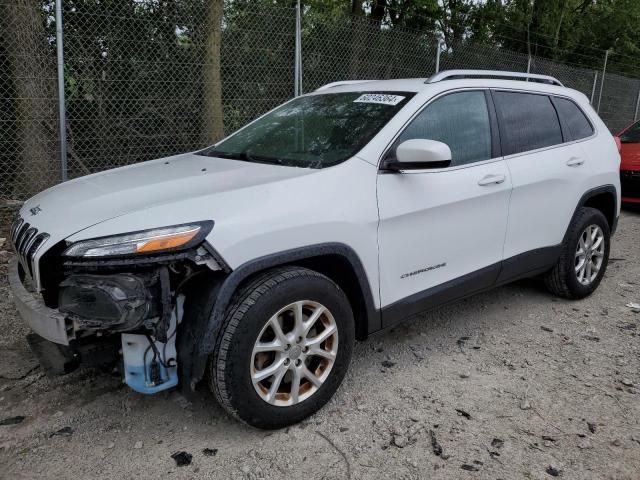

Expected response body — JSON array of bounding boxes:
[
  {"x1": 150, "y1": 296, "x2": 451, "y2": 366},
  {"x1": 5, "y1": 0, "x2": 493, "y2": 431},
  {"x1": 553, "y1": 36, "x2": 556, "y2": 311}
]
[
  {"x1": 199, "y1": 91, "x2": 414, "y2": 168},
  {"x1": 493, "y1": 91, "x2": 563, "y2": 156},
  {"x1": 553, "y1": 97, "x2": 594, "y2": 141},
  {"x1": 620, "y1": 120, "x2": 640, "y2": 143},
  {"x1": 390, "y1": 90, "x2": 492, "y2": 167}
]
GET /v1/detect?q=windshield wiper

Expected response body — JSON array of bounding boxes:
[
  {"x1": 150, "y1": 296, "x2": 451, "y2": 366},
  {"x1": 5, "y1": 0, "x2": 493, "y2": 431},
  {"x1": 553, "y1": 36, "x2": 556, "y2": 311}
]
[
  {"x1": 243, "y1": 152, "x2": 284, "y2": 165},
  {"x1": 203, "y1": 149, "x2": 284, "y2": 166},
  {"x1": 201, "y1": 150, "x2": 247, "y2": 161}
]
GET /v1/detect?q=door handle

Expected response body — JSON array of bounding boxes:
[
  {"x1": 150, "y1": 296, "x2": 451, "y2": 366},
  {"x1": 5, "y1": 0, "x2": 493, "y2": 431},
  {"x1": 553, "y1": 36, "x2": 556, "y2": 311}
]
[
  {"x1": 566, "y1": 157, "x2": 585, "y2": 167},
  {"x1": 477, "y1": 174, "x2": 506, "y2": 186}
]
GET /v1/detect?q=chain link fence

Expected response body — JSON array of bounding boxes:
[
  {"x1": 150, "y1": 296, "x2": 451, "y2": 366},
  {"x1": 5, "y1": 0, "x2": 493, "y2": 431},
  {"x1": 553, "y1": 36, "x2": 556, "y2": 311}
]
[
  {"x1": 302, "y1": 12, "x2": 438, "y2": 92},
  {"x1": 2, "y1": 1, "x2": 640, "y2": 204},
  {"x1": 1, "y1": 1, "x2": 60, "y2": 202},
  {"x1": 62, "y1": 1, "x2": 295, "y2": 182}
]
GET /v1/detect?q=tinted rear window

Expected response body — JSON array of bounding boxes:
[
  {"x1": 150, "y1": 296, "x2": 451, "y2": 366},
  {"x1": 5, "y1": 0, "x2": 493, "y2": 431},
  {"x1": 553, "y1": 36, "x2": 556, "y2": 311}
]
[
  {"x1": 553, "y1": 97, "x2": 594, "y2": 140},
  {"x1": 493, "y1": 91, "x2": 563, "y2": 156}
]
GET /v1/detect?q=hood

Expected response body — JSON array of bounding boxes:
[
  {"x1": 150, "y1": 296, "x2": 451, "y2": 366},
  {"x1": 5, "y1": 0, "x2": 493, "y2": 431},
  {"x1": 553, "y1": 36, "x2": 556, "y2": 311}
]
[{"x1": 18, "y1": 153, "x2": 313, "y2": 242}]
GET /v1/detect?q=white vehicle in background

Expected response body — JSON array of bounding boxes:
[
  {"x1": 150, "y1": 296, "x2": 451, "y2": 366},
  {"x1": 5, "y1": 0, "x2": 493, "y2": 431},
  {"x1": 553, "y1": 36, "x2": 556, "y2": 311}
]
[{"x1": 9, "y1": 70, "x2": 620, "y2": 429}]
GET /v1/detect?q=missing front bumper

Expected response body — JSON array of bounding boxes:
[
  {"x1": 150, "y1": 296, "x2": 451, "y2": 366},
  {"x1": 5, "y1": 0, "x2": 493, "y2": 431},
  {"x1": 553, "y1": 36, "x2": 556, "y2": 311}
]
[{"x1": 8, "y1": 259, "x2": 74, "y2": 345}]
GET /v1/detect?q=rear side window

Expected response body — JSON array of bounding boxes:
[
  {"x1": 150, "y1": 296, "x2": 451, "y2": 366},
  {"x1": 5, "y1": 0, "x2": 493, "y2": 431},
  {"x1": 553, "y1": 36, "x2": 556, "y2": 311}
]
[
  {"x1": 392, "y1": 90, "x2": 492, "y2": 166},
  {"x1": 553, "y1": 97, "x2": 594, "y2": 140},
  {"x1": 493, "y1": 91, "x2": 563, "y2": 156}
]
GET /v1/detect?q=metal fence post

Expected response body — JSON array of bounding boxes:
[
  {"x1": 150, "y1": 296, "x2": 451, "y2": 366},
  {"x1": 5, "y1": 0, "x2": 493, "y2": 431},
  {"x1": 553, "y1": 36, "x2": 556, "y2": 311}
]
[
  {"x1": 435, "y1": 39, "x2": 442, "y2": 73},
  {"x1": 590, "y1": 71, "x2": 598, "y2": 105},
  {"x1": 55, "y1": 0, "x2": 68, "y2": 182},
  {"x1": 596, "y1": 49, "x2": 609, "y2": 114},
  {"x1": 294, "y1": 0, "x2": 302, "y2": 96},
  {"x1": 298, "y1": 4, "x2": 303, "y2": 96},
  {"x1": 634, "y1": 84, "x2": 640, "y2": 121},
  {"x1": 527, "y1": 55, "x2": 531, "y2": 74}
]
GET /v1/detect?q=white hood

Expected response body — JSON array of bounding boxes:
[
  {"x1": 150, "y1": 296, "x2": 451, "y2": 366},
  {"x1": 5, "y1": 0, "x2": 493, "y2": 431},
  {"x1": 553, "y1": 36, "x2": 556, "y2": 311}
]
[
  {"x1": 15, "y1": 155, "x2": 380, "y2": 300},
  {"x1": 18, "y1": 152, "x2": 313, "y2": 244}
]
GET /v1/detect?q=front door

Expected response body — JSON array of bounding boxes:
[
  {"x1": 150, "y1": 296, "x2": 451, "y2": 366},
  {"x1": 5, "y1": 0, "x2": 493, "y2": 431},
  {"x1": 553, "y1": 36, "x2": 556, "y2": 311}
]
[{"x1": 377, "y1": 90, "x2": 512, "y2": 326}]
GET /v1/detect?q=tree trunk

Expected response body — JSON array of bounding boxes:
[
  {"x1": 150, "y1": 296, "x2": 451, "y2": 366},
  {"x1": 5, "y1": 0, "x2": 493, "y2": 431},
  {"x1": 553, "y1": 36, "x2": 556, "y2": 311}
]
[
  {"x1": 2, "y1": 0, "x2": 58, "y2": 197},
  {"x1": 371, "y1": 0, "x2": 386, "y2": 24},
  {"x1": 349, "y1": 13, "x2": 363, "y2": 79},
  {"x1": 203, "y1": 0, "x2": 224, "y2": 144},
  {"x1": 552, "y1": 0, "x2": 567, "y2": 58}
]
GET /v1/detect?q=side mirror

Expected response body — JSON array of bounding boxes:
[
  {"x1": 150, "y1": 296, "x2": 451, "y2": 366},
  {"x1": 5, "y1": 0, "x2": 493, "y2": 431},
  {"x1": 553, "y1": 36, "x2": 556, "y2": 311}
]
[{"x1": 382, "y1": 139, "x2": 452, "y2": 171}]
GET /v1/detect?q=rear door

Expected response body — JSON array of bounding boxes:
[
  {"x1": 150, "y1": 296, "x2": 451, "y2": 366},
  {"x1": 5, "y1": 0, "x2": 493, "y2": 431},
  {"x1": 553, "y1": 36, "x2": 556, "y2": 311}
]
[{"x1": 494, "y1": 90, "x2": 595, "y2": 279}]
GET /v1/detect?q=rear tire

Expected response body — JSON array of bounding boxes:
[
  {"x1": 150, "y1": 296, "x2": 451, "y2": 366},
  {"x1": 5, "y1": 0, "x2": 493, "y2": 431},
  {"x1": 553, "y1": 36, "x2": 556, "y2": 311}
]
[
  {"x1": 210, "y1": 267, "x2": 354, "y2": 429},
  {"x1": 544, "y1": 207, "x2": 610, "y2": 299}
]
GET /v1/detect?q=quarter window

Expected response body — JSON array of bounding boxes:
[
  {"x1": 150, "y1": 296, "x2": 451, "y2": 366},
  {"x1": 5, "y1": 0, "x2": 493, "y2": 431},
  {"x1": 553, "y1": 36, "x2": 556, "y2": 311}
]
[
  {"x1": 493, "y1": 91, "x2": 563, "y2": 155},
  {"x1": 553, "y1": 97, "x2": 594, "y2": 140},
  {"x1": 392, "y1": 91, "x2": 492, "y2": 167}
]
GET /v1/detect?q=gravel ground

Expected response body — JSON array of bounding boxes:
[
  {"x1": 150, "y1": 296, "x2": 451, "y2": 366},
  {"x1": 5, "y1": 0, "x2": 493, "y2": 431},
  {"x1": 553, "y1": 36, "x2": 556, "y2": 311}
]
[{"x1": 0, "y1": 209, "x2": 639, "y2": 480}]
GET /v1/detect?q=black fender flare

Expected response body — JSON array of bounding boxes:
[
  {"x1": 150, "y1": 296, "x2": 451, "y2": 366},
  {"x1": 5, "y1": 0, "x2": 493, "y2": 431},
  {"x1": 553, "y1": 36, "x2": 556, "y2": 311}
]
[
  {"x1": 188, "y1": 243, "x2": 379, "y2": 388},
  {"x1": 564, "y1": 184, "x2": 618, "y2": 241}
]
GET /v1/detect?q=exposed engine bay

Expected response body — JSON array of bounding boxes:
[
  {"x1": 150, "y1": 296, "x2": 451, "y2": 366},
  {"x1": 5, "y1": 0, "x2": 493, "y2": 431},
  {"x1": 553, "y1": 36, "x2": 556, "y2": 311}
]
[{"x1": 14, "y1": 239, "x2": 227, "y2": 394}]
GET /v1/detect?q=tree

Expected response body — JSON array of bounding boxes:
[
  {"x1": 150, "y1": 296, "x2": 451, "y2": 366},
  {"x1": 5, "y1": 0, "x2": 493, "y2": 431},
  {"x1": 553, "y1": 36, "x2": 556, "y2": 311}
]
[
  {"x1": 438, "y1": 0, "x2": 476, "y2": 46},
  {"x1": 204, "y1": 0, "x2": 224, "y2": 143},
  {"x1": 471, "y1": 0, "x2": 640, "y2": 74},
  {"x1": 1, "y1": 0, "x2": 58, "y2": 196}
]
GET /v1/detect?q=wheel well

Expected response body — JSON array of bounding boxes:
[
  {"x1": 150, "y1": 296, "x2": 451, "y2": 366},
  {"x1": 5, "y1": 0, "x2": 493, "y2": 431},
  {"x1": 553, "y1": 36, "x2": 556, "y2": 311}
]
[
  {"x1": 292, "y1": 255, "x2": 371, "y2": 340},
  {"x1": 583, "y1": 191, "x2": 616, "y2": 230}
]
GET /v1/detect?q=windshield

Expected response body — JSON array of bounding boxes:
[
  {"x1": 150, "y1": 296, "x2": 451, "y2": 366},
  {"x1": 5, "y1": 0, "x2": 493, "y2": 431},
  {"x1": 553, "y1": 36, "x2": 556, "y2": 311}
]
[{"x1": 199, "y1": 91, "x2": 415, "y2": 168}]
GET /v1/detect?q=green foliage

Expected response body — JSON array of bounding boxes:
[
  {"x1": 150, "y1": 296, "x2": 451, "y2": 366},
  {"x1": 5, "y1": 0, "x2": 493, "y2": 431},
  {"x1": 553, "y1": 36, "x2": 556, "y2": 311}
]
[
  {"x1": 58, "y1": 0, "x2": 296, "y2": 177},
  {"x1": 3, "y1": 0, "x2": 640, "y2": 198},
  {"x1": 323, "y1": 0, "x2": 640, "y2": 74}
]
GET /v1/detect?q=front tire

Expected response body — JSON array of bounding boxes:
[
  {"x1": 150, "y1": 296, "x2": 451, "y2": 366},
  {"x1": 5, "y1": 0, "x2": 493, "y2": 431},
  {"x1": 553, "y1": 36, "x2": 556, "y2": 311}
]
[
  {"x1": 544, "y1": 207, "x2": 610, "y2": 299},
  {"x1": 210, "y1": 267, "x2": 354, "y2": 429}
]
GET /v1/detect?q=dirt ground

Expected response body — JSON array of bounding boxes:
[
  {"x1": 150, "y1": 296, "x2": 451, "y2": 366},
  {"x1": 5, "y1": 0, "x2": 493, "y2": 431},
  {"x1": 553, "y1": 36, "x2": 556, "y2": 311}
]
[{"x1": 0, "y1": 209, "x2": 639, "y2": 480}]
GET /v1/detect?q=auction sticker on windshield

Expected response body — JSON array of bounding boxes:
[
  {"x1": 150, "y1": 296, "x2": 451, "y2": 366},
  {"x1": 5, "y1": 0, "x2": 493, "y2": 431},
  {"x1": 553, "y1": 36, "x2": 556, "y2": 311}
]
[{"x1": 353, "y1": 93, "x2": 406, "y2": 106}]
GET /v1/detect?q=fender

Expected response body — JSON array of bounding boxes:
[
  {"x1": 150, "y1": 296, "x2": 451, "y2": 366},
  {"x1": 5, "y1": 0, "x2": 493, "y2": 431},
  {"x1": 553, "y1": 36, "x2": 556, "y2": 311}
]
[
  {"x1": 187, "y1": 243, "x2": 380, "y2": 389},
  {"x1": 566, "y1": 184, "x2": 618, "y2": 239},
  {"x1": 499, "y1": 184, "x2": 619, "y2": 284}
]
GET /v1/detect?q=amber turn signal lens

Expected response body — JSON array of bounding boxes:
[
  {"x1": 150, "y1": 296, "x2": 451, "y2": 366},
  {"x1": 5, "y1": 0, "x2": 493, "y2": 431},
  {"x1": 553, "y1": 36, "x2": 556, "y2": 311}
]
[{"x1": 136, "y1": 230, "x2": 199, "y2": 253}]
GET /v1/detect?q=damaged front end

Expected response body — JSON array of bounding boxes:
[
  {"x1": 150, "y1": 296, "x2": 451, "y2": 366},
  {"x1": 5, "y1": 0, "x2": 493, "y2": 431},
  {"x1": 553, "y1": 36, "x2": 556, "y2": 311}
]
[
  {"x1": 9, "y1": 218, "x2": 228, "y2": 395},
  {"x1": 58, "y1": 264, "x2": 184, "y2": 393}
]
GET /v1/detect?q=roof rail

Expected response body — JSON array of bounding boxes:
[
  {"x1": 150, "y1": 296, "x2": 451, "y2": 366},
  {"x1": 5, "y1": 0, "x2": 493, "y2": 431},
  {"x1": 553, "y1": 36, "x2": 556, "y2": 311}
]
[
  {"x1": 315, "y1": 80, "x2": 375, "y2": 91},
  {"x1": 426, "y1": 70, "x2": 564, "y2": 87}
]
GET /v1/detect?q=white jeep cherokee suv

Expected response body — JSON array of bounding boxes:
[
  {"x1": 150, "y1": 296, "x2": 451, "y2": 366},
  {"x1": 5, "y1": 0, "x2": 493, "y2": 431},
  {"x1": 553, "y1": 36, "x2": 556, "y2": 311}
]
[{"x1": 9, "y1": 70, "x2": 620, "y2": 429}]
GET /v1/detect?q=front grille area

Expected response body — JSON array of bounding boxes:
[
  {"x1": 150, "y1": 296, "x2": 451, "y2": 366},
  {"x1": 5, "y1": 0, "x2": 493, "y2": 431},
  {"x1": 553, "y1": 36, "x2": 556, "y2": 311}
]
[
  {"x1": 10, "y1": 215, "x2": 50, "y2": 281},
  {"x1": 621, "y1": 170, "x2": 640, "y2": 198}
]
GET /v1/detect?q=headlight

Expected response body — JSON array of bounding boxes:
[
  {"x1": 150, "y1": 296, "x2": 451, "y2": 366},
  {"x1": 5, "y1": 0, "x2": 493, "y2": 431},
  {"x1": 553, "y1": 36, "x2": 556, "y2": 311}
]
[{"x1": 63, "y1": 221, "x2": 213, "y2": 258}]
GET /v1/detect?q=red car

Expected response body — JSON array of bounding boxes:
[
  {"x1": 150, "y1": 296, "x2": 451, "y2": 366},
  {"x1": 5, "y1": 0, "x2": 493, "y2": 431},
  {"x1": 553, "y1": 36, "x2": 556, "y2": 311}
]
[{"x1": 617, "y1": 120, "x2": 640, "y2": 203}]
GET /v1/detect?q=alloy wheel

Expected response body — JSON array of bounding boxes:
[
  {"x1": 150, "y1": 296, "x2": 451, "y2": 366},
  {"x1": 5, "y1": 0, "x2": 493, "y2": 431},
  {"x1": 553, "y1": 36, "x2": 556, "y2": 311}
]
[
  {"x1": 250, "y1": 300, "x2": 339, "y2": 406},
  {"x1": 575, "y1": 224, "x2": 605, "y2": 285}
]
